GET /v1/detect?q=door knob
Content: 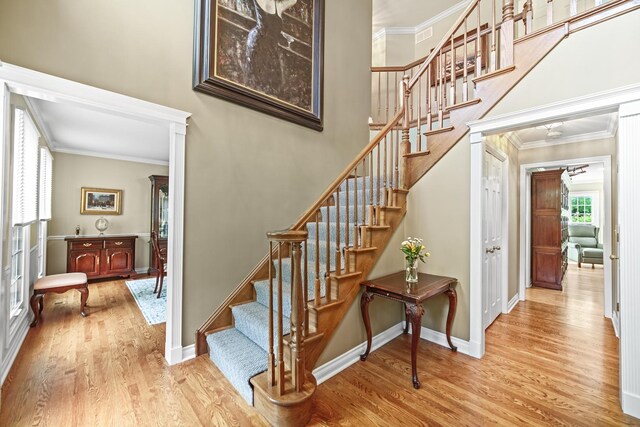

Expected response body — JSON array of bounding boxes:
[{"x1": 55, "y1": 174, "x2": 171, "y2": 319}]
[
  {"x1": 493, "y1": 246, "x2": 501, "y2": 251},
  {"x1": 610, "y1": 254, "x2": 619, "y2": 260}
]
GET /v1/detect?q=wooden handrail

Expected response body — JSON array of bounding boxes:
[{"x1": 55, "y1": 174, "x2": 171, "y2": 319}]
[
  {"x1": 408, "y1": 0, "x2": 481, "y2": 89},
  {"x1": 288, "y1": 109, "x2": 404, "y2": 232}
]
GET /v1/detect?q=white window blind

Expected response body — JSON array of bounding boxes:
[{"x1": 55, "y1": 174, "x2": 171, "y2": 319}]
[
  {"x1": 12, "y1": 108, "x2": 40, "y2": 226},
  {"x1": 39, "y1": 147, "x2": 53, "y2": 220}
]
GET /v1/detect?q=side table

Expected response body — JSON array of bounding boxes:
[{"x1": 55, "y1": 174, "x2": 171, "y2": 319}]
[{"x1": 359, "y1": 271, "x2": 458, "y2": 389}]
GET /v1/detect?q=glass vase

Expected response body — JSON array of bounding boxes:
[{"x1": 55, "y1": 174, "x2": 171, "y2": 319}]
[{"x1": 406, "y1": 259, "x2": 418, "y2": 284}]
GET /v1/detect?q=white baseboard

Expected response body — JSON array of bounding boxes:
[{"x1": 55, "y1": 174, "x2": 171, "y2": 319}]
[
  {"x1": 622, "y1": 390, "x2": 640, "y2": 419},
  {"x1": 507, "y1": 294, "x2": 519, "y2": 313},
  {"x1": 312, "y1": 322, "x2": 404, "y2": 385},
  {"x1": 612, "y1": 311, "x2": 620, "y2": 338},
  {"x1": 1, "y1": 314, "x2": 30, "y2": 386},
  {"x1": 135, "y1": 267, "x2": 149, "y2": 275},
  {"x1": 410, "y1": 325, "x2": 472, "y2": 356},
  {"x1": 181, "y1": 344, "x2": 196, "y2": 362}
]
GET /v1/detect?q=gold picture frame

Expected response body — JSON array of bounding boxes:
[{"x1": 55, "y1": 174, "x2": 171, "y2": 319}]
[{"x1": 80, "y1": 187, "x2": 122, "y2": 215}]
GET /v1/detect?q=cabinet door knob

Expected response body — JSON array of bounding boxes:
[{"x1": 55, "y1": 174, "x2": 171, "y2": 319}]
[
  {"x1": 493, "y1": 246, "x2": 501, "y2": 251},
  {"x1": 83, "y1": 243, "x2": 92, "y2": 247},
  {"x1": 115, "y1": 241, "x2": 123, "y2": 246}
]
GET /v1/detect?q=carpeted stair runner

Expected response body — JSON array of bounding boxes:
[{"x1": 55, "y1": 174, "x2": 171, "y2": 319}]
[{"x1": 206, "y1": 180, "x2": 377, "y2": 405}]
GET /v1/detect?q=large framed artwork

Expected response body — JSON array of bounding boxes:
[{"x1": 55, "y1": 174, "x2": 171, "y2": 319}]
[{"x1": 193, "y1": 0, "x2": 325, "y2": 131}]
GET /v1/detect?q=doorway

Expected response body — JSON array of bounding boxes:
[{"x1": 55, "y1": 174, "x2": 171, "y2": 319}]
[
  {"x1": 482, "y1": 147, "x2": 507, "y2": 329},
  {"x1": 520, "y1": 156, "x2": 613, "y2": 319},
  {"x1": 0, "y1": 63, "x2": 190, "y2": 371}
]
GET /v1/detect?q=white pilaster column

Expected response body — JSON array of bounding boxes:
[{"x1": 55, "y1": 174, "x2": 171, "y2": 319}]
[{"x1": 618, "y1": 100, "x2": 640, "y2": 418}]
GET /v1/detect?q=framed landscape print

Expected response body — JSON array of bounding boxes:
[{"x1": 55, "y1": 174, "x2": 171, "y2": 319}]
[
  {"x1": 80, "y1": 187, "x2": 122, "y2": 215},
  {"x1": 193, "y1": 0, "x2": 324, "y2": 131}
]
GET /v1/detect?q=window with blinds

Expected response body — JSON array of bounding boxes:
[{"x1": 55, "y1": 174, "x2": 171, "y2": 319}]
[
  {"x1": 12, "y1": 108, "x2": 40, "y2": 226},
  {"x1": 39, "y1": 147, "x2": 53, "y2": 220}
]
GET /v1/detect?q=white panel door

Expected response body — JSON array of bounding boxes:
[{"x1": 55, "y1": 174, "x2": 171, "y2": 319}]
[{"x1": 483, "y1": 151, "x2": 503, "y2": 329}]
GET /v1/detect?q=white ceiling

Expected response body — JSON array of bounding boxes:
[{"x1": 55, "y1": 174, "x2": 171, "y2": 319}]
[
  {"x1": 507, "y1": 112, "x2": 618, "y2": 150},
  {"x1": 372, "y1": 0, "x2": 465, "y2": 33},
  {"x1": 30, "y1": 97, "x2": 170, "y2": 165},
  {"x1": 569, "y1": 162, "x2": 604, "y2": 185}
]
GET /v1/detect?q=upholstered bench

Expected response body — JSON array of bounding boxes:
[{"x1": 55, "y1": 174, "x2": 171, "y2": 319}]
[{"x1": 30, "y1": 272, "x2": 89, "y2": 327}]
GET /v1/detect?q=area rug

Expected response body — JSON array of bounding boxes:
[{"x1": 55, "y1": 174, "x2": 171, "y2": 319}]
[{"x1": 125, "y1": 277, "x2": 167, "y2": 325}]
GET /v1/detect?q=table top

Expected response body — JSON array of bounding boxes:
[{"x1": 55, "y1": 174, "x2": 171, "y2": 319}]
[{"x1": 362, "y1": 271, "x2": 457, "y2": 303}]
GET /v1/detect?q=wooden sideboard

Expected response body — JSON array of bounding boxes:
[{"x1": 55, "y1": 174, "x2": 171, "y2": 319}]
[{"x1": 65, "y1": 235, "x2": 137, "y2": 281}]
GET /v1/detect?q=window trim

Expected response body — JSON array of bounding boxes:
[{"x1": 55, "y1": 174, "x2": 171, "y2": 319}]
[{"x1": 569, "y1": 190, "x2": 600, "y2": 226}]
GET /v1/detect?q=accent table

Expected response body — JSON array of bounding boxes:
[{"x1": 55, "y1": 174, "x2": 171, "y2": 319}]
[{"x1": 359, "y1": 271, "x2": 458, "y2": 389}]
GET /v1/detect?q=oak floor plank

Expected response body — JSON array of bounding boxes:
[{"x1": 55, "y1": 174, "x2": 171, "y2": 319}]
[{"x1": 1, "y1": 265, "x2": 638, "y2": 426}]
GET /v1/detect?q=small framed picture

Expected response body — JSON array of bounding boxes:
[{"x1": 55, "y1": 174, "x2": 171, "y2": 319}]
[{"x1": 80, "y1": 187, "x2": 122, "y2": 215}]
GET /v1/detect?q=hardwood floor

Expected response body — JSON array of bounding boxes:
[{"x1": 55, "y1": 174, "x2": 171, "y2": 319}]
[{"x1": 1, "y1": 265, "x2": 637, "y2": 426}]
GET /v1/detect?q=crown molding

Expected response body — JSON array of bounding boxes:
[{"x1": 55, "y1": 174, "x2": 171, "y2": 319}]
[
  {"x1": 22, "y1": 96, "x2": 55, "y2": 152},
  {"x1": 373, "y1": 0, "x2": 471, "y2": 41},
  {"x1": 52, "y1": 147, "x2": 169, "y2": 166},
  {"x1": 504, "y1": 132, "x2": 524, "y2": 149},
  {"x1": 516, "y1": 128, "x2": 616, "y2": 150}
]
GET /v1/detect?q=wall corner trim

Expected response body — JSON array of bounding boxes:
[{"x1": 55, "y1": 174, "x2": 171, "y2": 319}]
[
  {"x1": 1, "y1": 314, "x2": 30, "y2": 386},
  {"x1": 621, "y1": 391, "x2": 640, "y2": 419},
  {"x1": 180, "y1": 344, "x2": 196, "y2": 363},
  {"x1": 507, "y1": 294, "x2": 519, "y2": 313},
  {"x1": 411, "y1": 326, "x2": 472, "y2": 357},
  {"x1": 312, "y1": 323, "x2": 404, "y2": 385}
]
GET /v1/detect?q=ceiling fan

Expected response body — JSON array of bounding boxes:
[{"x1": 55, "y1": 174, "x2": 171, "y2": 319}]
[{"x1": 536, "y1": 121, "x2": 564, "y2": 138}]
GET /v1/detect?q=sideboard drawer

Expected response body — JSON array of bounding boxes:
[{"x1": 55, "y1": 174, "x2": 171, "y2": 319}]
[
  {"x1": 105, "y1": 239, "x2": 133, "y2": 249},
  {"x1": 69, "y1": 240, "x2": 103, "y2": 250}
]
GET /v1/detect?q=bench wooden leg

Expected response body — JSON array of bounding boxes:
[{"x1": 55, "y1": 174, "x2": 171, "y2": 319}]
[
  {"x1": 30, "y1": 294, "x2": 43, "y2": 327},
  {"x1": 79, "y1": 286, "x2": 89, "y2": 317}
]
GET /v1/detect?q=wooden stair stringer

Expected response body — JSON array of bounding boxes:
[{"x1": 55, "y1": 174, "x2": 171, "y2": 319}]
[
  {"x1": 405, "y1": 24, "x2": 568, "y2": 188},
  {"x1": 304, "y1": 199, "x2": 407, "y2": 369}
]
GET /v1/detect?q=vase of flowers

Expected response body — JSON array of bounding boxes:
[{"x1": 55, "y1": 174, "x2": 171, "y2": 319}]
[{"x1": 401, "y1": 237, "x2": 430, "y2": 284}]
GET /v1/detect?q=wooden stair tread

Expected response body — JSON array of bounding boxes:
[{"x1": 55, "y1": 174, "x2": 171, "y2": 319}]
[
  {"x1": 363, "y1": 225, "x2": 391, "y2": 231},
  {"x1": 204, "y1": 325, "x2": 234, "y2": 337},
  {"x1": 405, "y1": 150, "x2": 432, "y2": 159},
  {"x1": 332, "y1": 270, "x2": 363, "y2": 280},
  {"x1": 446, "y1": 98, "x2": 481, "y2": 112},
  {"x1": 283, "y1": 331, "x2": 324, "y2": 346},
  {"x1": 424, "y1": 126, "x2": 454, "y2": 137},
  {"x1": 229, "y1": 299, "x2": 256, "y2": 309},
  {"x1": 393, "y1": 188, "x2": 409, "y2": 195},
  {"x1": 472, "y1": 65, "x2": 516, "y2": 84},
  {"x1": 351, "y1": 246, "x2": 377, "y2": 254},
  {"x1": 308, "y1": 297, "x2": 344, "y2": 312}
]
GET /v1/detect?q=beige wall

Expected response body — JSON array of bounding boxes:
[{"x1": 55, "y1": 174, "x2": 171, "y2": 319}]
[
  {"x1": 46, "y1": 152, "x2": 168, "y2": 275},
  {"x1": 406, "y1": 138, "x2": 472, "y2": 339},
  {"x1": 0, "y1": 0, "x2": 376, "y2": 355}
]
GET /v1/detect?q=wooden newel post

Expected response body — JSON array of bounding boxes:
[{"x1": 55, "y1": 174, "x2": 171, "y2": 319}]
[
  {"x1": 266, "y1": 229, "x2": 308, "y2": 397},
  {"x1": 500, "y1": 0, "x2": 515, "y2": 68},
  {"x1": 290, "y1": 239, "x2": 306, "y2": 392},
  {"x1": 400, "y1": 75, "x2": 411, "y2": 189}
]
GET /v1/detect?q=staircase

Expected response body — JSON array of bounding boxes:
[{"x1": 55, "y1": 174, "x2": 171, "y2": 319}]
[{"x1": 195, "y1": 0, "x2": 639, "y2": 425}]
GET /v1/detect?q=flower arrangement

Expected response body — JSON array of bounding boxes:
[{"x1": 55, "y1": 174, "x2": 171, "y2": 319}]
[{"x1": 401, "y1": 237, "x2": 430, "y2": 265}]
